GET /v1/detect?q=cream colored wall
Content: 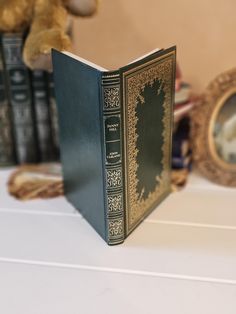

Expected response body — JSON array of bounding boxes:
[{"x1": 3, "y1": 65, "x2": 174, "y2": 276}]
[{"x1": 73, "y1": 0, "x2": 236, "y2": 92}]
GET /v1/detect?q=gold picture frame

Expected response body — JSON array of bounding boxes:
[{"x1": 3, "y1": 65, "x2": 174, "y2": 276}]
[{"x1": 191, "y1": 68, "x2": 236, "y2": 187}]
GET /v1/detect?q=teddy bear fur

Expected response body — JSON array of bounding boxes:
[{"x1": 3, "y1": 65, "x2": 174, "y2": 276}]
[{"x1": 0, "y1": 0, "x2": 98, "y2": 70}]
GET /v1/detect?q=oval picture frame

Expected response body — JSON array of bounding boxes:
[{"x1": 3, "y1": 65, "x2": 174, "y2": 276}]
[{"x1": 191, "y1": 68, "x2": 236, "y2": 187}]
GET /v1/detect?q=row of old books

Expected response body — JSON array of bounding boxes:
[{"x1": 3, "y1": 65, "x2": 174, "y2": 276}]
[
  {"x1": 0, "y1": 33, "x2": 59, "y2": 167},
  {"x1": 173, "y1": 67, "x2": 193, "y2": 171}
]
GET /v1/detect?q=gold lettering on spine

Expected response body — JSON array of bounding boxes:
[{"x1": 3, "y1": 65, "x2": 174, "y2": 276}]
[{"x1": 102, "y1": 74, "x2": 124, "y2": 244}]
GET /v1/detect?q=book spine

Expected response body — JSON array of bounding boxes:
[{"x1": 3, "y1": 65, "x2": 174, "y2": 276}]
[
  {"x1": 31, "y1": 70, "x2": 54, "y2": 161},
  {"x1": 0, "y1": 38, "x2": 15, "y2": 166},
  {"x1": 101, "y1": 73, "x2": 125, "y2": 245},
  {"x1": 1, "y1": 33, "x2": 38, "y2": 164},
  {"x1": 47, "y1": 72, "x2": 60, "y2": 160}
]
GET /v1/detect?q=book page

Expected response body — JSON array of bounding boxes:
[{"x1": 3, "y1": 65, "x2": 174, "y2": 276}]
[
  {"x1": 62, "y1": 51, "x2": 108, "y2": 72},
  {"x1": 128, "y1": 48, "x2": 162, "y2": 65},
  {"x1": 63, "y1": 49, "x2": 163, "y2": 71}
]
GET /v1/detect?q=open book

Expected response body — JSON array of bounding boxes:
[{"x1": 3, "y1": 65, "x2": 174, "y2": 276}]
[{"x1": 52, "y1": 46, "x2": 176, "y2": 245}]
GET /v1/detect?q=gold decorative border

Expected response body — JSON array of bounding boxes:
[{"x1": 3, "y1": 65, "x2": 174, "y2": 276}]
[
  {"x1": 103, "y1": 86, "x2": 120, "y2": 110},
  {"x1": 191, "y1": 68, "x2": 236, "y2": 187},
  {"x1": 108, "y1": 218, "x2": 124, "y2": 239},
  {"x1": 106, "y1": 167, "x2": 122, "y2": 189},
  {"x1": 123, "y1": 52, "x2": 175, "y2": 233},
  {"x1": 107, "y1": 193, "x2": 123, "y2": 214},
  {"x1": 208, "y1": 87, "x2": 236, "y2": 171}
]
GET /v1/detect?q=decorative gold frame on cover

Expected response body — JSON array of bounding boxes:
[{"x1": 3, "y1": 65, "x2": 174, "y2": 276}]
[{"x1": 191, "y1": 68, "x2": 236, "y2": 187}]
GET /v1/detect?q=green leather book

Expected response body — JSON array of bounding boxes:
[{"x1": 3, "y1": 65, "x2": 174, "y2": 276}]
[
  {"x1": 31, "y1": 70, "x2": 55, "y2": 162},
  {"x1": 47, "y1": 72, "x2": 60, "y2": 160},
  {"x1": 0, "y1": 34, "x2": 15, "y2": 166},
  {"x1": 52, "y1": 47, "x2": 176, "y2": 245},
  {"x1": 1, "y1": 33, "x2": 38, "y2": 164}
]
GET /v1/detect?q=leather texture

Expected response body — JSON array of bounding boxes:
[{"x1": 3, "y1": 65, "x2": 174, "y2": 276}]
[{"x1": 52, "y1": 50, "x2": 106, "y2": 241}]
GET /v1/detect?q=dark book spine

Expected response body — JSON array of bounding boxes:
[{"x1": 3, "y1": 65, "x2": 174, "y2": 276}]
[
  {"x1": 47, "y1": 72, "x2": 60, "y2": 160},
  {"x1": 1, "y1": 33, "x2": 38, "y2": 164},
  {"x1": 0, "y1": 37, "x2": 15, "y2": 166},
  {"x1": 31, "y1": 70, "x2": 55, "y2": 161},
  {"x1": 101, "y1": 73, "x2": 125, "y2": 245}
]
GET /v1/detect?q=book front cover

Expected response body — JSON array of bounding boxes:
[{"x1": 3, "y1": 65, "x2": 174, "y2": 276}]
[
  {"x1": 52, "y1": 47, "x2": 175, "y2": 244},
  {"x1": 122, "y1": 48, "x2": 176, "y2": 234}
]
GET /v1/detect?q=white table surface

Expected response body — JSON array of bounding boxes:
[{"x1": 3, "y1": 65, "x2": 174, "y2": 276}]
[{"x1": 0, "y1": 168, "x2": 236, "y2": 314}]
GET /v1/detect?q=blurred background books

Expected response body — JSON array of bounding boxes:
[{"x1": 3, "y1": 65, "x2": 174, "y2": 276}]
[
  {"x1": 172, "y1": 63, "x2": 195, "y2": 187},
  {"x1": 0, "y1": 32, "x2": 59, "y2": 167}
]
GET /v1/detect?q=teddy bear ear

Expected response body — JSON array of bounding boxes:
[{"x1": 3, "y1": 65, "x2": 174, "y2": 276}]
[{"x1": 63, "y1": 0, "x2": 98, "y2": 17}]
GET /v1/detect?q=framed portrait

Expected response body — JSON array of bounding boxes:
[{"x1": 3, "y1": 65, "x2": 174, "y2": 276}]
[{"x1": 191, "y1": 68, "x2": 236, "y2": 187}]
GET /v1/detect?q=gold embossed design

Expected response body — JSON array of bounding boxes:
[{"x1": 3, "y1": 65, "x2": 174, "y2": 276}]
[
  {"x1": 123, "y1": 53, "x2": 175, "y2": 233},
  {"x1": 107, "y1": 193, "x2": 123, "y2": 213},
  {"x1": 108, "y1": 218, "x2": 124, "y2": 238},
  {"x1": 103, "y1": 86, "x2": 120, "y2": 110},
  {"x1": 106, "y1": 168, "x2": 122, "y2": 189}
]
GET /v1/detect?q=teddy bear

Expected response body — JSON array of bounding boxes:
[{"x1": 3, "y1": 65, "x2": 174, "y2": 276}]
[{"x1": 0, "y1": 0, "x2": 98, "y2": 70}]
